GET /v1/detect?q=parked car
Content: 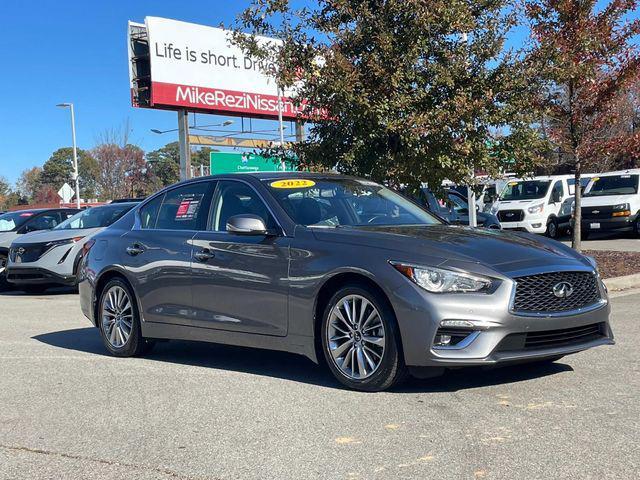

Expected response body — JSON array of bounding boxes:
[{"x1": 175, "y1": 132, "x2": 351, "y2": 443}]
[
  {"x1": 418, "y1": 187, "x2": 501, "y2": 229},
  {"x1": 6, "y1": 202, "x2": 138, "y2": 293},
  {"x1": 79, "y1": 173, "x2": 613, "y2": 391},
  {"x1": 0, "y1": 208, "x2": 80, "y2": 287},
  {"x1": 580, "y1": 169, "x2": 640, "y2": 239},
  {"x1": 490, "y1": 175, "x2": 574, "y2": 238}
]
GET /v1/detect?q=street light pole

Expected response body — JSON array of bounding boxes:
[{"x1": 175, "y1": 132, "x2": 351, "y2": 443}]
[{"x1": 57, "y1": 103, "x2": 81, "y2": 208}]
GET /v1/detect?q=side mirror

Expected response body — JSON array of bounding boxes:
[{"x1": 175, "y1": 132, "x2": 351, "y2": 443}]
[
  {"x1": 226, "y1": 214, "x2": 268, "y2": 235},
  {"x1": 552, "y1": 191, "x2": 562, "y2": 203}
]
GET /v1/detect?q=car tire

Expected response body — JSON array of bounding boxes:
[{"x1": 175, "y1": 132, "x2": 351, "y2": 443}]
[
  {"x1": 634, "y1": 217, "x2": 640, "y2": 238},
  {"x1": 0, "y1": 253, "x2": 8, "y2": 290},
  {"x1": 98, "y1": 278, "x2": 154, "y2": 357},
  {"x1": 320, "y1": 284, "x2": 407, "y2": 392},
  {"x1": 546, "y1": 218, "x2": 559, "y2": 239}
]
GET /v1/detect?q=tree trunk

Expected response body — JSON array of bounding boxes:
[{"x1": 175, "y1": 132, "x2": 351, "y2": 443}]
[{"x1": 572, "y1": 159, "x2": 582, "y2": 251}]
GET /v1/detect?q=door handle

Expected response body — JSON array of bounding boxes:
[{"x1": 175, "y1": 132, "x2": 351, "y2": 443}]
[
  {"x1": 194, "y1": 249, "x2": 215, "y2": 262},
  {"x1": 126, "y1": 244, "x2": 145, "y2": 256}
]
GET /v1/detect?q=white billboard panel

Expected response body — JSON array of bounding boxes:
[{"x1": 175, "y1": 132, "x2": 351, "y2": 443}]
[{"x1": 142, "y1": 17, "x2": 302, "y2": 120}]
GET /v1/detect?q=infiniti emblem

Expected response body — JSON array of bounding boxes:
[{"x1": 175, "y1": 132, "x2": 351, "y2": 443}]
[{"x1": 553, "y1": 281, "x2": 574, "y2": 299}]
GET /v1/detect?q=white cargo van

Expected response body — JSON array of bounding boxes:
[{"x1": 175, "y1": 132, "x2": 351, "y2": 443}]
[
  {"x1": 490, "y1": 175, "x2": 573, "y2": 236},
  {"x1": 580, "y1": 169, "x2": 640, "y2": 239}
]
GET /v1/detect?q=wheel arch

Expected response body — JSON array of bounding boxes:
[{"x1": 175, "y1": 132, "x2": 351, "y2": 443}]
[
  {"x1": 92, "y1": 268, "x2": 139, "y2": 328},
  {"x1": 312, "y1": 271, "x2": 399, "y2": 363}
]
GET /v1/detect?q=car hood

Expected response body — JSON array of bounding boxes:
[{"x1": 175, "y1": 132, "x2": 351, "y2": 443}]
[
  {"x1": 581, "y1": 194, "x2": 635, "y2": 207},
  {"x1": 13, "y1": 228, "x2": 103, "y2": 245},
  {"x1": 0, "y1": 231, "x2": 19, "y2": 249},
  {"x1": 311, "y1": 224, "x2": 589, "y2": 276}
]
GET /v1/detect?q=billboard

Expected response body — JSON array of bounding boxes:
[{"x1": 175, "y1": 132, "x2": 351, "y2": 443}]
[
  {"x1": 210, "y1": 152, "x2": 294, "y2": 174},
  {"x1": 129, "y1": 17, "x2": 304, "y2": 120}
]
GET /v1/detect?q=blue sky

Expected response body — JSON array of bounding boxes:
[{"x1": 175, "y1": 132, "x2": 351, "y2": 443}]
[{"x1": 0, "y1": 1, "x2": 635, "y2": 186}]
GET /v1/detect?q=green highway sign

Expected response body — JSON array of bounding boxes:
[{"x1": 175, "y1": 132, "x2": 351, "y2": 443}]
[{"x1": 210, "y1": 152, "x2": 295, "y2": 174}]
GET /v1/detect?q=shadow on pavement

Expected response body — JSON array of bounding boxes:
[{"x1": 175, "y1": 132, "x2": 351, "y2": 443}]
[
  {"x1": 0, "y1": 286, "x2": 77, "y2": 296},
  {"x1": 33, "y1": 327, "x2": 573, "y2": 392}
]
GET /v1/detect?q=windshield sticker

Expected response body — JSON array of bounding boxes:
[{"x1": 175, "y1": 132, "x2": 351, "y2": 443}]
[
  {"x1": 508, "y1": 181, "x2": 518, "y2": 186},
  {"x1": 357, "y1": 179, "x2": 378, "y2": 186},
  {"x1": 175, "y1": 195, "x2": 203, "y2": 220},
  {"x1": 19, "y1": 212, "x2": 35, "y2": 217},
  {"x1": 592, "y1": 177, "x2": 599, "y2": 182},
  {"x1": 621, "y1": 175, "x2": 631, "y2": 178},
  {"x1": 270, "y1": 179, "x2": 316, "y2": 189}
]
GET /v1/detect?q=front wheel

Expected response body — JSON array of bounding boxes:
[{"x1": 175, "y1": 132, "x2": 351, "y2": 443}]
[
  {"x1": 98, "y1": 278, "x2": 153, "y2": 357},
  {"x1": 320, "y1": 285, "x2": 407, "y2": 392},
  {"x1": 546, "y1": 218, "x2": 559, "y2": 239},
  {"x1": 0, "y1": 253, "x2": 8, "y2": 290},
  {"x1": 634, "y1": 217, "x2": 640, "y2": 238}
]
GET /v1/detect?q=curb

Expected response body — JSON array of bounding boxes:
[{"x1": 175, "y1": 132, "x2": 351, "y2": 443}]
[{"x1": 603, "y1": 273, "x2": 640, "y2": 292}]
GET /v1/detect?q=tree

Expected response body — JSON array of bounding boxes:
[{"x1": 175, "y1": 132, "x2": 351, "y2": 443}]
[
  {"x1": 16, "y1": 167, "x2": 43, "y2": 202},
  {"x1": 232, "y1": 0, "x2": 543, "y2": 192},
  {"x1": 526, "y1": 0, "x2": 640, "y2": 250},
  {"x1": 40, "y1": 147, "x2": 100, "y2": 200},
  {"x1": 93, "y1": 142, "x2": 148, "y2": 200},
  {"x1": 146, "y1": 142, "x2": 180, "y2": 186},
  {"x1": 146, "y1": 142, "x2": 216, "y2": 186},
  {"x1": 0, "y1": 176, "x2": 19, "y2": 210}
]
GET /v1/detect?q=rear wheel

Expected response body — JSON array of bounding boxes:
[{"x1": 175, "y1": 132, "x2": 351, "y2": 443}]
[
  {"x1": 98, "y1": 278, "x2": 154, "y2": 357},
  {"x1": 634, "y1": 217, "x2": 640, "y2": 238},
  {"x1": 320, "y1": 285, "x2": 407, "y2": 392}
]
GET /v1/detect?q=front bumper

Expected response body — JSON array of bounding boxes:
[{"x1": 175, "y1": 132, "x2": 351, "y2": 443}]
[
  {"x1": 500, "y1": 218, "x2": 547, "y2": 234},
  {"x1": 581, "y1": 214, "x2": 637, "y2": 233},
  {"x1": 391, "y1": 272, "x2": 613, "y2": 368},
  {"x1": 6, "y1": 266, "x2": 77, "y2": 286}
]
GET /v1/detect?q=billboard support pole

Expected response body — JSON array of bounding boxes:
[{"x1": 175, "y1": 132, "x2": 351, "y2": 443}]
[
  {"x1": 178, "y1": 110, "x2": 191, "y2": 181},
  {"x1": 277, "y1": 87, "x2": 286, "y2": 171},
  {"x1": 295, "y1": 121, "x2": 304, "y2": 143}
]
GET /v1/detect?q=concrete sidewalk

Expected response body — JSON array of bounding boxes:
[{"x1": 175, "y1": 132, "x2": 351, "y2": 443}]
[{"x1": 562, "y1": 234, "x2": 640, "y2": 252}]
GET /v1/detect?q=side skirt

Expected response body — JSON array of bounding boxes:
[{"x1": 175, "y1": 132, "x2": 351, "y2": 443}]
[{"x1": 141, "y1": 321, "x2": 318, "y2": 363}]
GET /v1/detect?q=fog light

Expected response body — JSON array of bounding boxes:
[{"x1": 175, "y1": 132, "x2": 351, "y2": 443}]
[
  {"x1": 532, "y1": 223, "x2": 542, "y2": 228},
  {"x1": 434, "y1": 334, "x2": 452, "y2": 347}
]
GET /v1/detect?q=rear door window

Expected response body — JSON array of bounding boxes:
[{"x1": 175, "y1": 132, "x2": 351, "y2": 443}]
[{"x1": 155, "y1": 182, "x2": 213, "y2": 231}]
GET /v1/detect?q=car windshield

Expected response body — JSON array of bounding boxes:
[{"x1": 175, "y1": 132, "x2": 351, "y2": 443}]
[
  {"x1": 265, "y1": 178, "x2": 441, "y2": 227},
  {"x1": 54, "y1": 204, "x2": 133, "y2": 230},
  {"x1": 0, "y1": 211, "x2": 36, "y2": 232},
  {"x1": 584, "y1": 175, "x2": 639, "y2": 197},
  {"x1": 499, "y1": 180, "x2": 551, "y2": 200},
  {"x1": 446, "y1": 192, "x2": 468, "y2": 212}
]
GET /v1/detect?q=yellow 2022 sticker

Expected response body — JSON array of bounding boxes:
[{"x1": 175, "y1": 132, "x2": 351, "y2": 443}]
[{"x1": 270, "y1": 179, "x2": 316, "y2": 189}]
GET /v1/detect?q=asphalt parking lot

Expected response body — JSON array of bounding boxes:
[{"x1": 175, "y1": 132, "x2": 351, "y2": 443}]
[{"x1": 1, "y1": 288, "x2": 638, "y2": 480}]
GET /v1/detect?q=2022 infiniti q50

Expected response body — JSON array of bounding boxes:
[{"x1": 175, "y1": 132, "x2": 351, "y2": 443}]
[{"x1": 78, "y1": 173, "x2": 614, "y2": 391}]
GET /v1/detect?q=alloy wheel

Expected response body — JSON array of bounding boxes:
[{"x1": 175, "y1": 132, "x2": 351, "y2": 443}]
[
  {"x1": 101, "y1": 285, "x2": 134, "y2": 348},
  {"x1": 326, "y1": 294, "x2": 386, "y2": 380},
  {"x1": 0, "y1": 254, "x2": 6, "y2": 275}
]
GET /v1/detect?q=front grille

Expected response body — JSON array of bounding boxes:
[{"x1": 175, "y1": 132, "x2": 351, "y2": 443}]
[
  {"x1": 498, "y1": 209, "x2": 524, "y2": 222},
  {"x1": 496, "y1": 322, "x2": 606, "y2": 351},
  {"x1": 512, "y1": 271, "x2": 601, "y2": 313},
  {"x1": 582, "y1": 206, "x2": 614, "y2": 220},
  {"x1": 10, "y1": 243, "x2": 51, "y2": 263}
]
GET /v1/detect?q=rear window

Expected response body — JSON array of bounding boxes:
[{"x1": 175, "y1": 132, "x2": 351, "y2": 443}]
[{"x1": 584, "y1": 175, "x2": 639, "y2": 197}]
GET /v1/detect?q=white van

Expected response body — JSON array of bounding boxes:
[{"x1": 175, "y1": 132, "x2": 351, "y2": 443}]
[
  {"x1": 490, "y1": 175, "x2": 573, "y2": 237},
  {"x1": 580, "y1": 169, "x2": 640, "y2": 239}
]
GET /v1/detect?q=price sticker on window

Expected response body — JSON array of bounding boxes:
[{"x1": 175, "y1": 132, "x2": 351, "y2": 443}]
[{"x1": 270, "y1": 179, "x2": 316, "y2": 189}]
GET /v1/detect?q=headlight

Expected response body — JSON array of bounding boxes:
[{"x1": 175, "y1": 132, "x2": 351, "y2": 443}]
[
  {"x1": 45, "y1": 236, "x2": 84, "y2": 249},
  {"x1": 612, "y1": 203, "x2": 629, "y2": 211},
  {"x1": 527, "y1": 203, "x2": 544, "y2": 214},
  {"x1": 390, "y1": 262, "x2": 493, "y2": 293}
]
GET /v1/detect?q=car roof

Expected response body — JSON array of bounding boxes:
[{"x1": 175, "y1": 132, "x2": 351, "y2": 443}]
[
  {"x1": 590, "y1": 169, "x2": 640, "y2": 177},
  {"x1": 174, "y1": 170, "x2": 362, "y2": 186},
  {"x1": 2, "y1": 207, "x2": 76, "y2": 215}
]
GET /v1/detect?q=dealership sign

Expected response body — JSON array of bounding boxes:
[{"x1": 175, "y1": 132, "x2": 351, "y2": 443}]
[{"x1": 128, "y1": 17, "x2": 303, "y2": 120}]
